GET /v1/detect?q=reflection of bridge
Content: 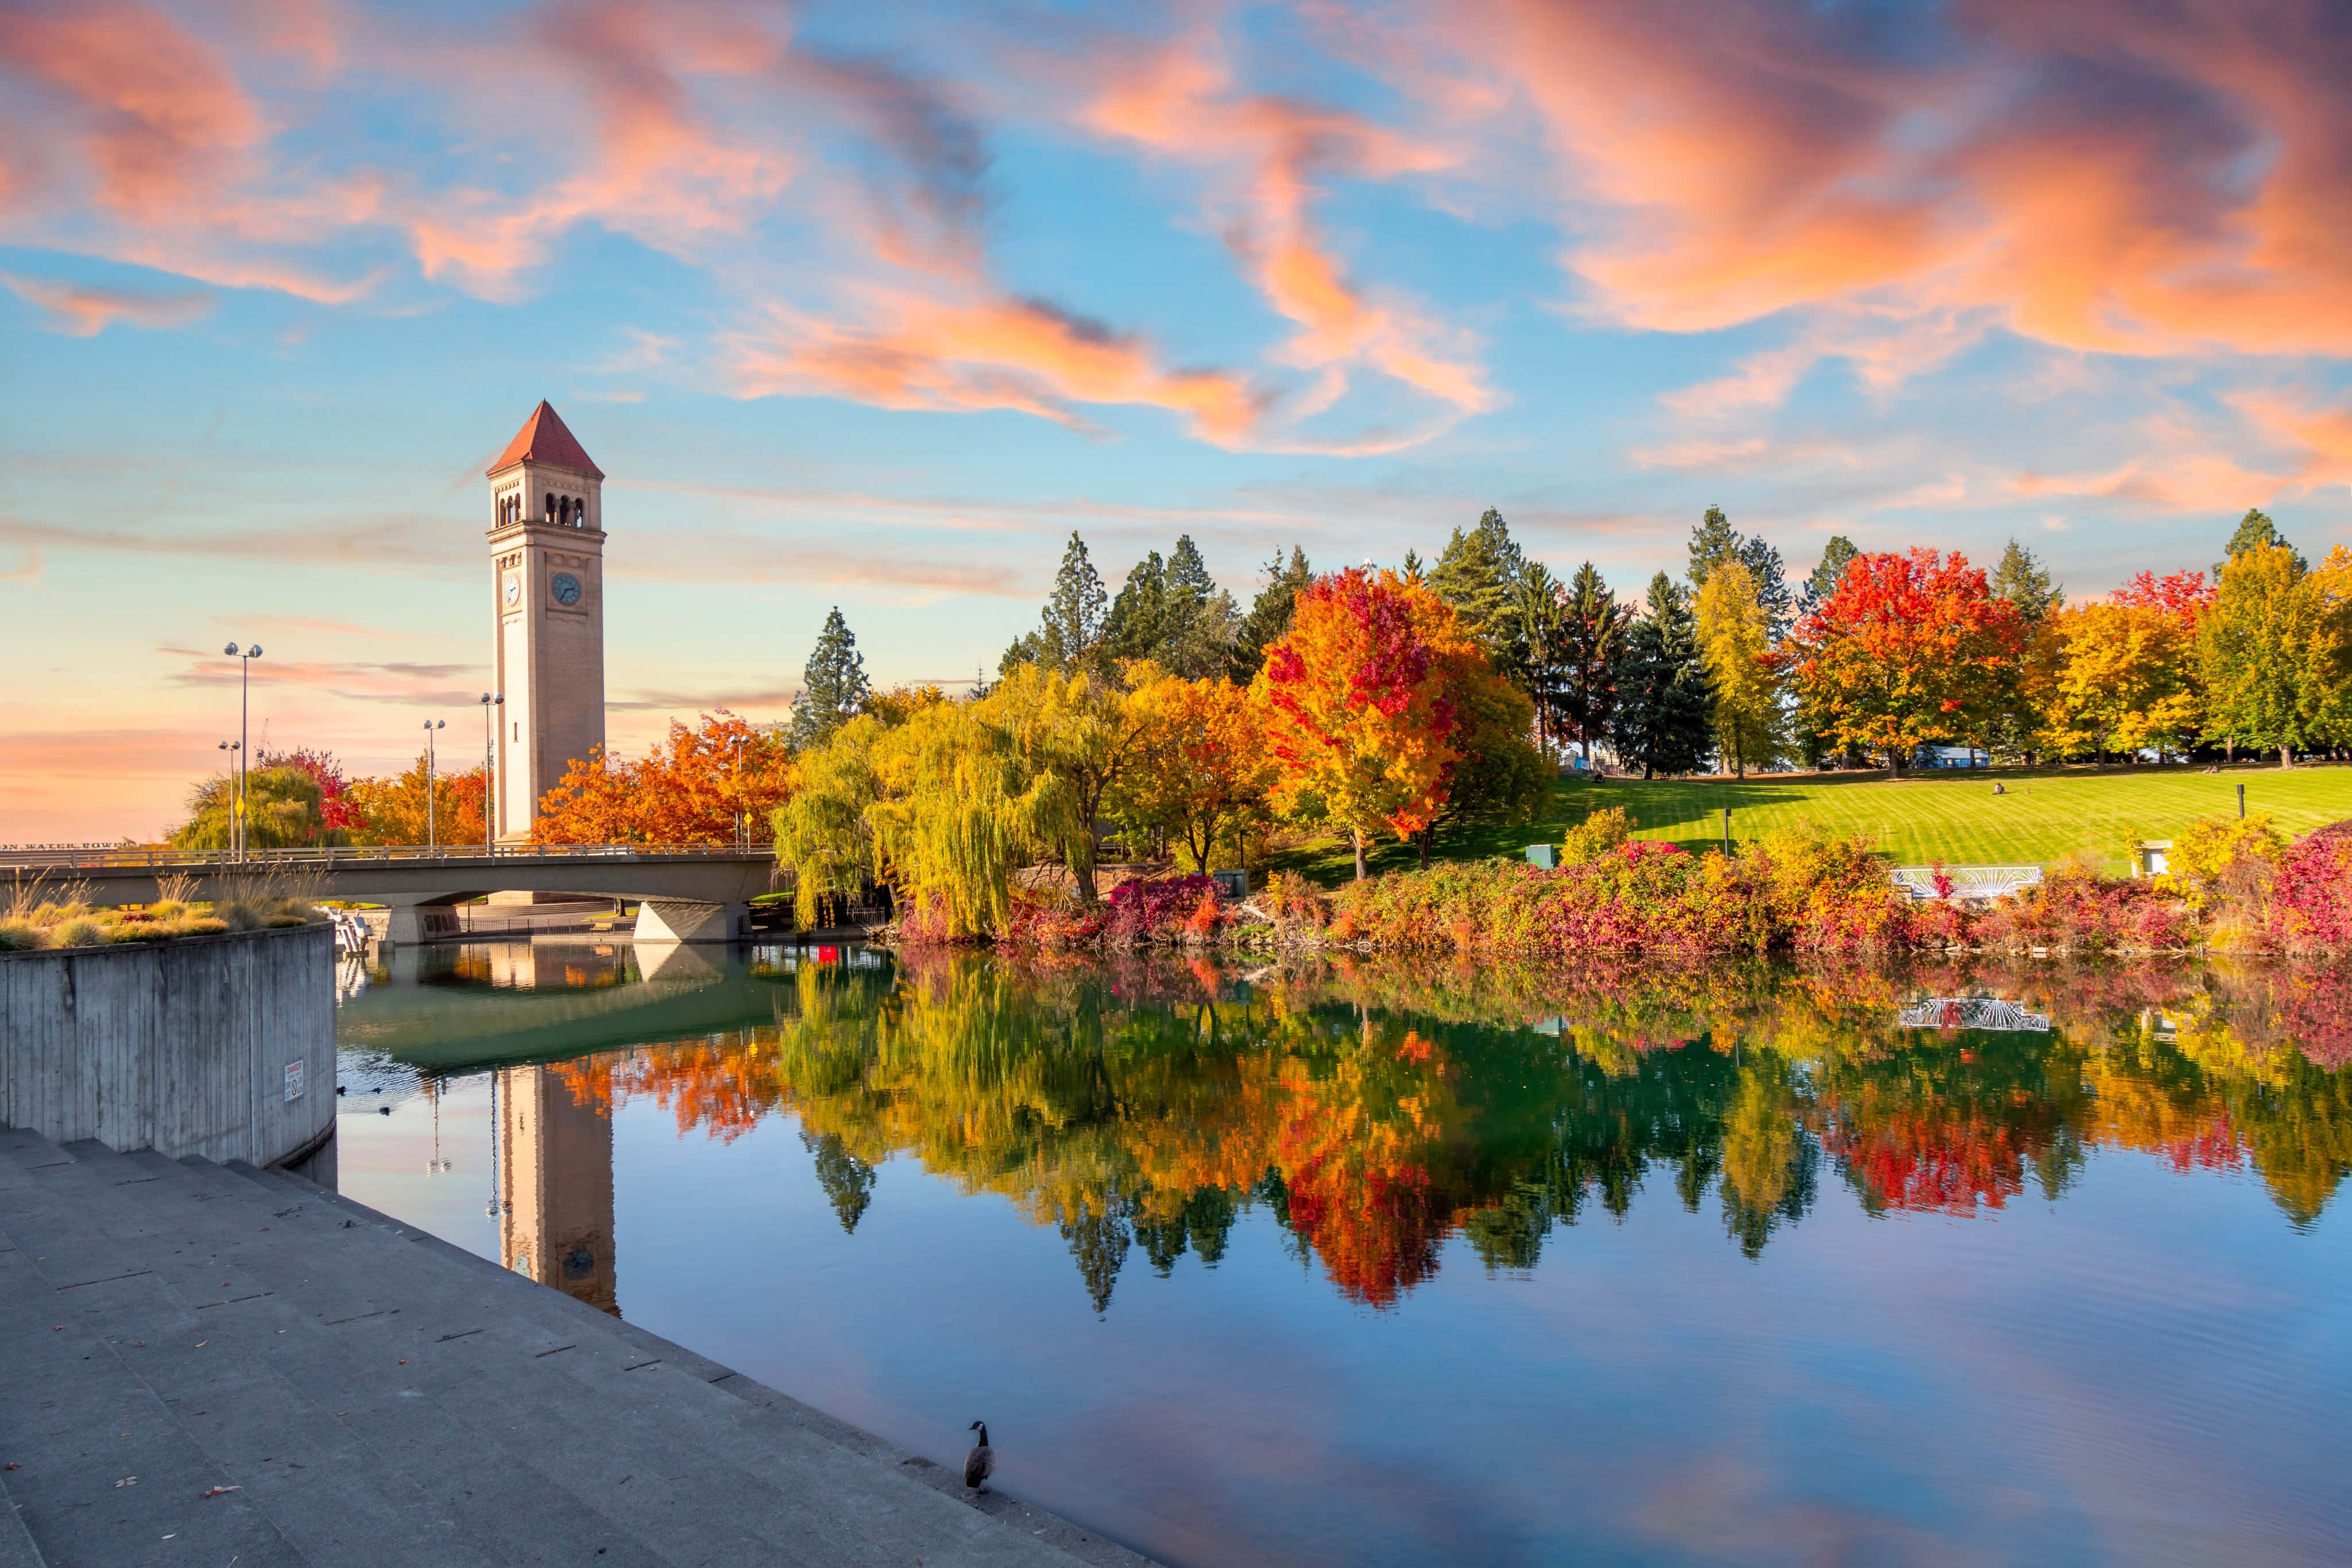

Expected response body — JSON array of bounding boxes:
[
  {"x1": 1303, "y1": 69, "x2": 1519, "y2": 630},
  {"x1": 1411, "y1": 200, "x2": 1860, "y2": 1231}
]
[{"x1": 1, "y1": 844, "x2": 779, "y2": 944}]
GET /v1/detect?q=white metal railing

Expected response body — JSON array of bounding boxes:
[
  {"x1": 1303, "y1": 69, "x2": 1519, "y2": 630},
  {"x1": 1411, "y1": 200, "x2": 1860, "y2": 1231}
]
[
  {"x1": 0, "y1": 843, "x2": 776, "y2": 872},
  {"x1": 1899, "y1": 997, "x2": 2052, "y2": 1032},
  {"x1": 1889, "y1": 865, "x2": 2044, "y2": 902}
]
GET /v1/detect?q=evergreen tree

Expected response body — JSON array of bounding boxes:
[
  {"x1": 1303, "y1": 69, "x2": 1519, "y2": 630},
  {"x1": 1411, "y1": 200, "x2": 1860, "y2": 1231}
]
[
  {"x1": 802, "y1": 1130, "x2": 877, "y2": 1234},
  {"x1": 1610, "y1": 574, "x2": 1715, "y2": 778},
  {"x1": 1001, "y1": 532, "x2": 1109, "y2": 676},
  {"x1": 1104, "y1": 536, "x2": 1240, "y2": 677},
  {"x1": 1061, "y1": 1196, "x2": 1131, "y2": 1316},
  {"x1": 1990, "y1": 538, "x2": 2064, "y2": 625},
  {"x1": 1428, "y1": 507, "x2": 1525, "y2": 644},
  {"x1": 1104, "y1": 549, "x2": 1169, "y2": 661},
  {"x1": 1557, "y1": 562, "x2": 1627, "y2": 762},
  {"x1": 1508, "y1": 563, "x2": 1570, "y2": 753},
  {"x1": 1228, "y1": 545, "x2": 1313, "y2": 682},
  {"x1": 2219, "y1": 507, "x2": 2304, "y2": 574},
  {"x1": 1800, "y1": 536, "x2": 1860, "y2": 616},
  {"x1": 1688, "y1": 505, "x2": 1741, "y2": 588},
  {"x1": 790, "y1": 607, "x2": 872, "y2": 751}
]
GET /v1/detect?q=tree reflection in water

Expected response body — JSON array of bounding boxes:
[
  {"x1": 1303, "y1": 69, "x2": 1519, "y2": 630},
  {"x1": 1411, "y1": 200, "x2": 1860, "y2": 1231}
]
[{"x1": 547, "y1": 953, "x2": 2352, "y2": 1312}]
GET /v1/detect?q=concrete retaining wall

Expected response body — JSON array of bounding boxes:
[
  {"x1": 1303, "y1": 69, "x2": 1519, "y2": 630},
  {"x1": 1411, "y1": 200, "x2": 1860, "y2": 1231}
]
[{"x1": 0, "y1": 922, "x2": 335, "y2": 1166}]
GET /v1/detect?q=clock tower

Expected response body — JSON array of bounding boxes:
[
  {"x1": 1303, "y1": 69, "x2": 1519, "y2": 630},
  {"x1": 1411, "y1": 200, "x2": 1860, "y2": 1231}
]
[{"x1": 487, "y1": 400, "x2": 606, "y2": 841}]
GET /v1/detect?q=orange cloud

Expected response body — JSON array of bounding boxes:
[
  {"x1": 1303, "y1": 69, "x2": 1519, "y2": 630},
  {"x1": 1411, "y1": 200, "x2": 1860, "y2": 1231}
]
[
  {"x1": 0, "y1": 2, "x2": 262, "y2": 218},
  {"x1": 1451, "y1": 0, "x2": 2352, "y2": 357},
  {"x1": 733, "y1": 291, "x2": 1265, "y2": 447}
]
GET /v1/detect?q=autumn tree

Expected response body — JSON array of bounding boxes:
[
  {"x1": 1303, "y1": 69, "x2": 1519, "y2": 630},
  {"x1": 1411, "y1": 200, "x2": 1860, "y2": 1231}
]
[
  {"x1": 2198, "y1": 544, "x2": 2352, "y2": 767},
  {"x1": 1409, "y1": 659, "x2": 1549, "y2": 866},
  {"x1": 343, "y1": 755, "x2": 486, "y2": 846},
  {"x1": 1696, "y1": 558, "x2": 1781, "y2": 777},
  {"x1": 790, "y1": 607, "x2": 871, "y2": 752},
  {"x1": 1113, "y1": 672, "x2": 1276, "y2": 873},
  {"x1": 1255, "y1": 568, "x2": 1479, "y2": 880},
  {"x1": 258, "y1": 748, "x2": 362, "y2": 834},
  {"x1": 1610, "y1": 574, "x2": 1714, "y2": 778},
  {"x1": 990, "y1": 662, "x2": 1154, "y2": 905},
  {"x1": 1689, "y1": 506, "x2": 1792, "y2": 641},
  {"x1": 2033, "y1": 571, "x2": 2213, "y2": 761},
  {"x1": 533, "y1": 711, "x2": 792, "y2": 844},
  {"x1": 1228, "y1": 545, "x2": 1314, "y2": 682},
  {"x1": 1786, "y1": 548, "x2": 2025, "y2": 776}
]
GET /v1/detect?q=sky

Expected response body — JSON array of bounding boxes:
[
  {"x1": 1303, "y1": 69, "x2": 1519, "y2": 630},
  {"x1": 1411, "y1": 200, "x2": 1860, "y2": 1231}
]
[{"x1": 3, "y1": 0, "x2": 2350, "y2": 842}]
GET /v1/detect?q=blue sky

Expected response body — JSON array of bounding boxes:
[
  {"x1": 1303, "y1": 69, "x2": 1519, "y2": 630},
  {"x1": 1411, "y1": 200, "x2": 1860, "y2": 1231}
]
[{"x1": 3, "y1": 0, "x2": 2349, "y2": 838}]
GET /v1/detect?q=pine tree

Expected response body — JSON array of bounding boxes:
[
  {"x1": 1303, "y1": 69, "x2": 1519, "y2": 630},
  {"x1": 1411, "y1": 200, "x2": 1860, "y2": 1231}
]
[
  {"x1": 1990, "y1": 538, "x2": 2064, "y2": 625},
  {"x1": 1557, "y1": 562, "x2": 1626, "y2": 762},
  {"x1": 790, "y1": 607, "x2": 871, "y2": 751},
  {"x1": 1228, "y1": 545, "x2": 1313, "y2": 681},
  {"x1": 1428, "y1": 507, "x2": 1525, "y2": 644},
  {"x1": 1800, "y1": 536, "x2": 1860, "y2": 615},
  {"x1": 1738, "y1": 535, "x2": 1792, "y2": 643},
  {"x1": 802, "y1": 1131, "x2": 877, "y2": 1234},
  {"x1": 2219, "y1": 508, "x2": 2304, "y2": 574},
  {"x1": 1104, "y1": 549, "x2": 1169, "y2": 662},
  {"x1": 1688, "y1": 506, "x2": 1741, "y2": 588},
  {"x1": 1610, "y1": 574, "x2": 1715, "y2": 778},
  {"x1": 1508, "y1": 563, "x2": 1569, "y2": 754},
  {"x1": 1002, "y1": 532, "x2": 1109, "y2": 676}
]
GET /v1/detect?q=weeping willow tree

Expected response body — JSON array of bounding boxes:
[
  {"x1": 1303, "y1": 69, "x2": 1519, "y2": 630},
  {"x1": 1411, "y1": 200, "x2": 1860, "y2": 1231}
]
[
  {"x1": 985, "y1": 661, "x2": 1152, "y2": 906},
  {"x1": 772, "y1": 690, "x2": 1070, "y2": 939}
]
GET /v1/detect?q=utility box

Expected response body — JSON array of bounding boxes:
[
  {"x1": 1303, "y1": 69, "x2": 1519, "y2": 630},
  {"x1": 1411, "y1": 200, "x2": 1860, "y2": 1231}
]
[
  {"x1": 2132, "y1": 841, "x2": 2173, "y2": 878},
  {"x1": 1210, "y1": 869, "x2": 1249, "y2": 900},
  {"x1": 1526, "y1": 843, "x2": 1558, "y2": 869}
]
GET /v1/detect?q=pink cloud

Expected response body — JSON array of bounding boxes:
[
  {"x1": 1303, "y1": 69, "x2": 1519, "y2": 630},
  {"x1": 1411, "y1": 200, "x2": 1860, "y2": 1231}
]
[
  {"x1": 0, "y1": 2, "x2": 262, "y2": 218},
  {"x1": 0, "y1": 271, "x2": 211, "y2": 334}
]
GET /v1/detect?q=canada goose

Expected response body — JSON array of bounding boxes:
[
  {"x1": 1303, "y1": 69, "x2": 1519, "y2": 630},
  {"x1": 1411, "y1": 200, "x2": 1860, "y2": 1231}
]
[{"x1": 964, "y1": 1421, "x2": 995, "y2": 1490}]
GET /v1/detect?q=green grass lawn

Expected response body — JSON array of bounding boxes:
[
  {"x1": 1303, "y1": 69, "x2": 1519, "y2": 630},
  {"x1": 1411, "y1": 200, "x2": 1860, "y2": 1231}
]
[{"x1": 1268, "y1": 762, "x2": 2352, "y2": 885}]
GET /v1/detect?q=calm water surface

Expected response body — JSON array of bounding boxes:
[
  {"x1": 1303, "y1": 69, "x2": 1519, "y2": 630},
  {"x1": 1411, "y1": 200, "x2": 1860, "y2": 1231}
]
[{"x1": 330, "y1": 940, "x2": 2352, "y2": 1568}]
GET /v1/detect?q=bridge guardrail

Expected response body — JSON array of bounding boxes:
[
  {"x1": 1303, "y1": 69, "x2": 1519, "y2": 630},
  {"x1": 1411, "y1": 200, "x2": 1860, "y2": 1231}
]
[{"x1": 0, "y1": 843, "x2": 778, "y2": 872}]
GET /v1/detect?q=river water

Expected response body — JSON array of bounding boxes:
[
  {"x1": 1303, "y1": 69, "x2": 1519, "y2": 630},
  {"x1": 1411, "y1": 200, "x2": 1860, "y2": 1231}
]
[{"x1": 331, "y1": 939, "x2": 2352, "y2": 1568}]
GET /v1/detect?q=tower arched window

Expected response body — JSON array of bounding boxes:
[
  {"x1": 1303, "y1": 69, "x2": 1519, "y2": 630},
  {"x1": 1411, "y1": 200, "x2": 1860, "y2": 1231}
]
[{"x1": 544, "y1": 492, "x2": 556, "y2": 523}]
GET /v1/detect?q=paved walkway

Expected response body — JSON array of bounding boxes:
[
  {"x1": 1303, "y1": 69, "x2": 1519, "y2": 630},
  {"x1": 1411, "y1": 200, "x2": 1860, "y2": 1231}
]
[{"x1": 0, "y1": 1126, "x2": 1155, "y2": 1568}]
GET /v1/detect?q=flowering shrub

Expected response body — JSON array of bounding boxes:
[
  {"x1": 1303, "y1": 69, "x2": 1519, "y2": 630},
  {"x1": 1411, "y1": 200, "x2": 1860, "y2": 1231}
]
[
  {"x1": 2267, "y1": 820, "x2": 2352, "y2": 954},
  {"x1": 1972, "y1": 859, "x2": 2191, "y2": 953},
  {"x1": 1317, "y1": 826, "x2": 1914, "y2": 955},
  {"x1": 1104, "y1": 874, "x2": 1225, "y2": 943}
]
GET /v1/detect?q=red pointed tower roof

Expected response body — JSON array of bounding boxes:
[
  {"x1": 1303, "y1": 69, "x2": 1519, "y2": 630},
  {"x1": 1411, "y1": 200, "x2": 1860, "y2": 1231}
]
[{"x1": 487, "y1": 400, "x2": 604, "y2": 479}]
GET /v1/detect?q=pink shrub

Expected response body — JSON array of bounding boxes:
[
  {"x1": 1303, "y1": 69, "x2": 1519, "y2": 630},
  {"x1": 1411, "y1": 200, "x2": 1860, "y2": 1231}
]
[
  {"x1": 1105, "y1": 874, "x2": 1224, "y2": 943},
  {"x1": 2267, "y1": 820, "x2": 2352, "y2": 954},
  {"x1": 1974, "y1": 863, "x2": 2191, "y2": 953}
]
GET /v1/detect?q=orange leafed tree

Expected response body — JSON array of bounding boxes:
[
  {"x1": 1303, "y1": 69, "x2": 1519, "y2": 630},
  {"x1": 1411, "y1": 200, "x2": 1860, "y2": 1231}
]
[
  {"x1": 533, "y1": 711, "x2": 794, "y2": 844},
  {"x1": 345, "y1": 755, "x2": 487, "y2": 846},
  {"x1": 1254, "y1": 567, "x2": 1477, "y2": 879},
  {"x1": 1116, "y1": 671, "x2": 1276, "y2": 873},
  {"x1": 1786, "y1": 548, "x2": 2025, "y2": 775}
]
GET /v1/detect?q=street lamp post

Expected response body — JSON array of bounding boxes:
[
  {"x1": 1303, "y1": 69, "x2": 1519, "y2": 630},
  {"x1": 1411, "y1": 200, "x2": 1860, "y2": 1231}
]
[
  {"x1": 216, "y1": 741, "x2": 241, "y2": 856},
  {"x1": 222, "y1": 642, "x2": 262, "y2": 859},
  {"x1": 479, "y1": 694, "x2": 504, "y2": 852},
  {"x1": 423, "y1": 719, "x2": 447, "y2": 850}
]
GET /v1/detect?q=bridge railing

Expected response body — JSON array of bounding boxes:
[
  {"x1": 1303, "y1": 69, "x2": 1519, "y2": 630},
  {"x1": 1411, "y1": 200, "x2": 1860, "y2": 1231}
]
[{"x1": 0, "y1": 843, "x2": 777, "y2": 872}]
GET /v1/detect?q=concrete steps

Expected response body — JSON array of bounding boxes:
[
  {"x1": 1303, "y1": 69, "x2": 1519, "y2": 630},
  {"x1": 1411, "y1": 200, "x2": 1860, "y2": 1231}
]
[{"x1": 0, "y1": 1126, "x2": 1153, "y2": 1568}]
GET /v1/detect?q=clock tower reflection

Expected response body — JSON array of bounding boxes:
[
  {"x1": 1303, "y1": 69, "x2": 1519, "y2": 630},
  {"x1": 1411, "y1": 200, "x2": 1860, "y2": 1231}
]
[{"x1": 495, "y1": 1063, "x2": 618, "y2": 1315}]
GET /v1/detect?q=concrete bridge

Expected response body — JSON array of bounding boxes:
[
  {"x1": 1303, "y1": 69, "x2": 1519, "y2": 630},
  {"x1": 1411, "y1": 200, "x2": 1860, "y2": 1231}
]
[{"x1": 0, "y1": 844, "x2": 782, "y2": 944}]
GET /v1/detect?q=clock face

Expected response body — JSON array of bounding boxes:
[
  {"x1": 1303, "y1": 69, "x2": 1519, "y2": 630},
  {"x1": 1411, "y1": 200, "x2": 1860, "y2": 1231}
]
[
  {"x1": 551, "y1": 572, "x2": 583, "y2": 607},
  {"x1": 502, "y1": 573, "x2": 521, "y2": 607}
]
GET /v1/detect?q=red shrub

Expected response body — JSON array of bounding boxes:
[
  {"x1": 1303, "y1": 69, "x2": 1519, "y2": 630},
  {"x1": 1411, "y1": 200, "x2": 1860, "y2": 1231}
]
[{"x1": 2267, "y1": 820, "x2": 2352, "y2": 954}]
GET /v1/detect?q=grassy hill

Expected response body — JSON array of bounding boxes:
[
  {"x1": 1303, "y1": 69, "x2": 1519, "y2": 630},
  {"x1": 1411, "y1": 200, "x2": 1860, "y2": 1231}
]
[{"x1": 1270, "y1": 762, "x2": 2352, "y2": 885}]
